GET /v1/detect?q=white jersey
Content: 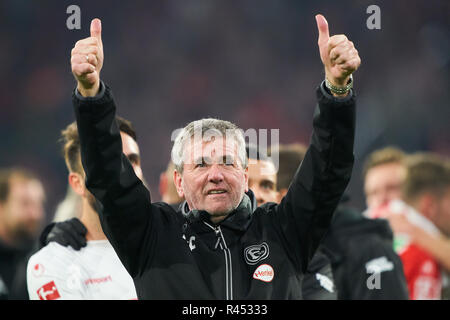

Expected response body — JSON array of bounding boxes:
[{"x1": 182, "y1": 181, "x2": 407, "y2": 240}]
[{"x1": 27, "y1": 240, "x2": 137, "y2": 300}]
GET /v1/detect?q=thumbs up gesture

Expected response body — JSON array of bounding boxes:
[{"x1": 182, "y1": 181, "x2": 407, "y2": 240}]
[
  {"x1": 315, "y1": 14, "x2": 361, "y2": 91},
  {"x1": 71, "y1": 18, "x2": 104, "y2": 97}
]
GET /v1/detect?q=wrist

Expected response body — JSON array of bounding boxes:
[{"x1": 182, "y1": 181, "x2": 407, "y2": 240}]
[
  {"x1": 325, "y1": 74, "x2": 353, "y2": 97},
  {"x1": 77, "y1": 81, "x2": 100, "y2": 97},
  {"x1": 326, "y1": 73, "x2": 351, "y2": 87}
]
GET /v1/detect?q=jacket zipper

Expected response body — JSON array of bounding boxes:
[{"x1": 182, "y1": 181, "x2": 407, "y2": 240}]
[{"x1": 204, "y1": 222, "x2": 233, "y2": 300}]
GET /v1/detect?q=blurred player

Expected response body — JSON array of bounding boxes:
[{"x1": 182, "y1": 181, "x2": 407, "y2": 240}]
[
  {"x1": 27, "y1": 118, "x2": 141, "y2": 300},
  {"x1": 0, "y1": 168, "x2": 45, "y2": 299},
  {"x1": 375, "y1": 153, "x2": 450, "y2": 299},
  {"x1": 363, "y1": 146, "x2": 407, "y2": 209},
  {"x1": 277, "y1": 144, "x2": 408, "y2": 299}
]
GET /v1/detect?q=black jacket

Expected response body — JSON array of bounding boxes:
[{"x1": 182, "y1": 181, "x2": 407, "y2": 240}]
[
  {"x1": 180, "y1": 193, "x2": 337, "y2": 300},
  {"x1": 302, "y1": 250, "x2": 337, "y2": 299},
  {"x1": 73, "y1": 81, "x2": 356, "y2": 299},
  {"x1": 0, "y1": 239, "x2": 34, "y2": 300},
  {"x1": 321, "y1": 206, "x2": 409, "y2": 300}
]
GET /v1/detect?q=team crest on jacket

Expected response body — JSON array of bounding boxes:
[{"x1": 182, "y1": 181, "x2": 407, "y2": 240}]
[
  {"x1": 253, "y1": 264, "x2": 274, "y2": 282},
  {"x1": 244, "y1": 242, "x2": 269, "y2": 265}
]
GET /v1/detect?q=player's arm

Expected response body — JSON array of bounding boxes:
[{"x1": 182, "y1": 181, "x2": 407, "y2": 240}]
[
  {"x1": 388, "y1": 213, "x2": 450, "y2": 272},
  {"x1": 413, "y1": 232, "x2": 450, "y2": 272},
  {"x1": 71, "y1": 19, "x2": 159, "y2": 277},
  {"x1": 275, "y1": 15, "x2": 360, "y2": 272}
]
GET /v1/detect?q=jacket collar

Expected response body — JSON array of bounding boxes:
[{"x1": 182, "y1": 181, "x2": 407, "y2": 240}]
[{"x1": 180, "y1": 189, "x2": 257, "y2": 232}]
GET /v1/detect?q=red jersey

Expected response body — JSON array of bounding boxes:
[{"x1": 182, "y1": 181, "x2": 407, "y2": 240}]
[{"x1": 365, "y1": 200, "x2": 442, "y2": 300}]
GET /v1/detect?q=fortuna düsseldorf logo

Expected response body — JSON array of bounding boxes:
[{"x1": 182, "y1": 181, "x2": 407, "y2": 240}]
[
  {"x1": 253, "y1": 264, "x2": 274, "y2": 282},
  {"x1": 244, "y1": 242, "x2": 269, "y2": 265}
]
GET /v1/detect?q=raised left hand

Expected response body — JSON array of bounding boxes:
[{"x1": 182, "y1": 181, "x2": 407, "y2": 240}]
[{"x1": 316, "y1": 14, "x2": 361, "y2": 87}]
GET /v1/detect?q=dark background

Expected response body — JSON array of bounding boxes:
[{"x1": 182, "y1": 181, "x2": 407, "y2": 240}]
[{"x1": 0, "y1": 0, "x2": 448, "y2": 227}]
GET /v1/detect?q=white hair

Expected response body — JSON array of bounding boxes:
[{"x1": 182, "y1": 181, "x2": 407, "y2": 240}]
[{"x1": 171, "y1": 118, "x2": 247, "y2": 174}]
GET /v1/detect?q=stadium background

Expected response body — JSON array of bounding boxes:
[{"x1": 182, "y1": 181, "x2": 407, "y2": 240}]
[{"x1": 0, "y1": 0, "x2": 448, "y2": 227}]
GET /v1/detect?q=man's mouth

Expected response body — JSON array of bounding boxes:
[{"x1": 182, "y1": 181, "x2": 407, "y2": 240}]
[{"x1": 207, "y1": 189, "x2": 227, "y2": 195}]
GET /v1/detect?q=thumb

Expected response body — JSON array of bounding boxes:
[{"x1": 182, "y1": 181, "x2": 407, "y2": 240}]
[
  {"x1": 90, "y1": 18, "x2": 102, "y2": 41},
  {"x1": 315, "y1": 14, "x2": 329, "y2": 48}
]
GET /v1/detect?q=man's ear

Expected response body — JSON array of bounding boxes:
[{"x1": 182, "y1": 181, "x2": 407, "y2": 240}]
[
  {"x1": 244, "y1": 166, "x2": 249, "y2": 192},
  {"x1": 68, "y1": 172, "x2": 86, "y2": 197},
  {"x1": 173, "y1": 170, "x2": 185, "y2": 198}
]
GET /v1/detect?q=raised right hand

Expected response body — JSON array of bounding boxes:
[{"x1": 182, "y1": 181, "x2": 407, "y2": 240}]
[{"x1": 71, "y1": 18, "x2": 103, "y2": 97}]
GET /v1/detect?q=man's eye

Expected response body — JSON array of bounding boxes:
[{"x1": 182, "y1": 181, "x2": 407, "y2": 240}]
[
  {"x1": 223, "y1": 157, "x2": 235, "y2": 166},
  {"x1": 261, "y1": 182, "x2": 274, "y2": 190},
  {"x1": 195, "y1": 162, "x2": 206, "y2": 168},
  {"x1": 127, "y1": 154, "x2": 140, "y2": 165}
]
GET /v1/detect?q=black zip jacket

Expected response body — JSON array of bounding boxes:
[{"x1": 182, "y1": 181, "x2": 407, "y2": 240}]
[
  {"x1": 73, "y1": 81, "x2": 356, "y2": 299},
  {"x1": 321, "y1": 206, "x2": 409, "y2": 300}
]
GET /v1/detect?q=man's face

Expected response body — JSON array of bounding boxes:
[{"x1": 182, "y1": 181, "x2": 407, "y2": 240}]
[
  {"x1": 248, "y1": 159, "x2": 277, "y2": 206},
  {"x1": 174, "y1": 137, "x2": 248, "y2": 222},
  {"x1": 121, "y1": 132, "x2": 143, "y2": 181},
  {"x1": 364, "y1": 162, "x2": 406, "y2": 208},
  {"x1": 2, "y1": 178, "x2": 45, "y2": 243}
]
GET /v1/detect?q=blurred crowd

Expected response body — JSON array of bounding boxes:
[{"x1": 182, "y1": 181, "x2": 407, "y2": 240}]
[{"x1": 0, "y1": 0, "x2": 449, "y2": 300}]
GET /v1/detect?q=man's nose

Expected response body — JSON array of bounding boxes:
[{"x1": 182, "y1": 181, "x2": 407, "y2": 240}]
[
  {"x1": 379, "y1": 190, "x2": 392, "y2": 206},
  {"x1": 373, "y1": 193, "x2": 389, "y2": 209},
  {"x1": 207, "y1": 164, "x2": 225, "y2": 183}
]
